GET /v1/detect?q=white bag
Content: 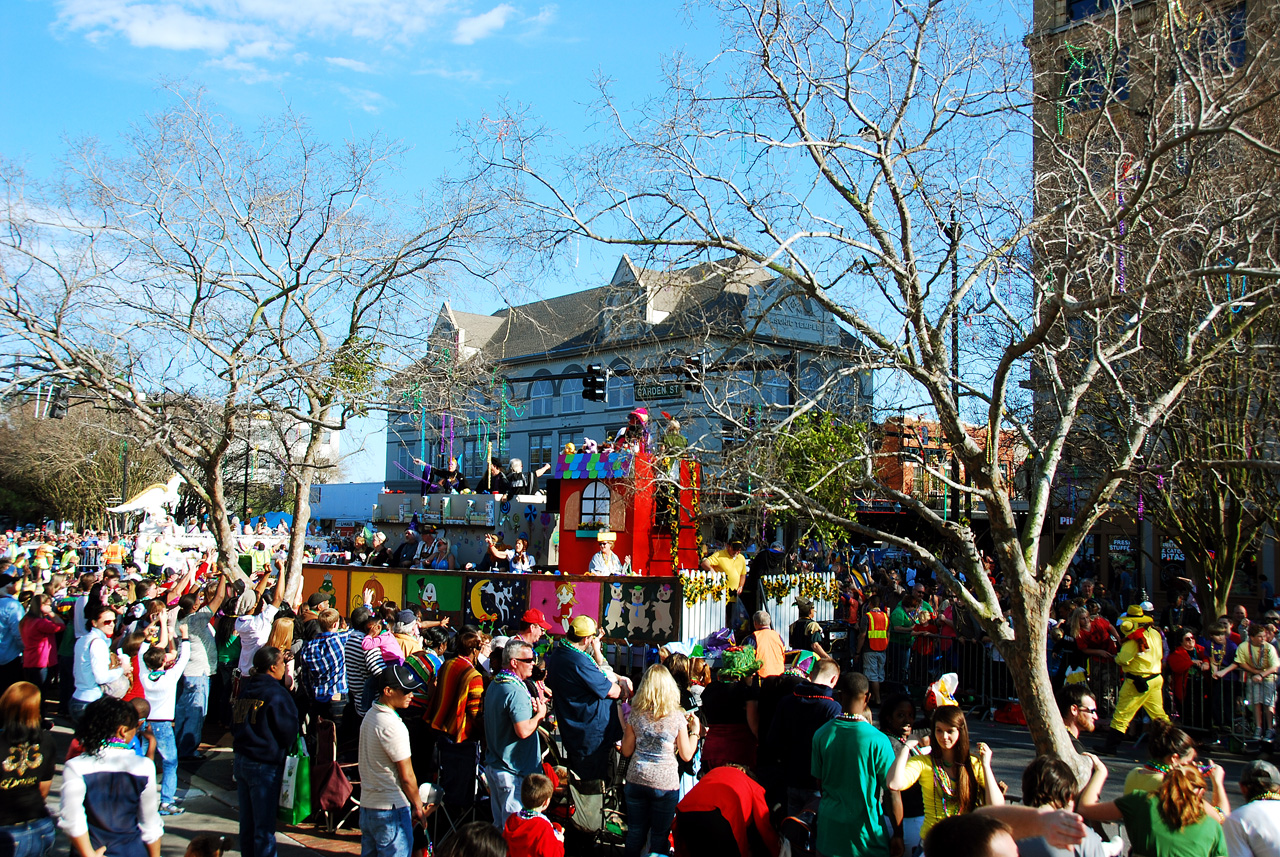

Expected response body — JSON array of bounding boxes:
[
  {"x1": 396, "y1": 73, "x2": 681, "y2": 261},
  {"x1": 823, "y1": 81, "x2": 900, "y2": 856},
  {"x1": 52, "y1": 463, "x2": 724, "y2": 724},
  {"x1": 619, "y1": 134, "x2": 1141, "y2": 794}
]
[{"x1": 279, "y1": 755, "x2": 300, "y2": 809}]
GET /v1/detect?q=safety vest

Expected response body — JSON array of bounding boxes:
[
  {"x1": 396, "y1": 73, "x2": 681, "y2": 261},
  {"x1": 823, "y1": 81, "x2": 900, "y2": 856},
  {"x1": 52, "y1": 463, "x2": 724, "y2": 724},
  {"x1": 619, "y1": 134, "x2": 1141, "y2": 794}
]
[{"x1": 867, "y1": 611, "x2": 889, "y2": 651}]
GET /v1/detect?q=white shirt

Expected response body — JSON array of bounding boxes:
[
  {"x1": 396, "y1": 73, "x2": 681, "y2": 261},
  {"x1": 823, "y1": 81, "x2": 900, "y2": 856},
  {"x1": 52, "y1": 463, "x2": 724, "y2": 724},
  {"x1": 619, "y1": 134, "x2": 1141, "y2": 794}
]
[
  {"x1": 358, "y1": 702, "x2": 412, "y2": 810},
  {"x1": 1225, "y1": 799, "x2": 1280, "y2": 857},
  {"x1": 235, "y1": 603, "x2": 280, "y2": 673},
  {"x1": 72, "y1": 628, "x2": 124, "y2": 703},
  {"x1": 140, "y1": 641, "x2": 191, "y2": 721},
  {"x1": 589, "y1": 550, "x2": 622, "y2": 576}
]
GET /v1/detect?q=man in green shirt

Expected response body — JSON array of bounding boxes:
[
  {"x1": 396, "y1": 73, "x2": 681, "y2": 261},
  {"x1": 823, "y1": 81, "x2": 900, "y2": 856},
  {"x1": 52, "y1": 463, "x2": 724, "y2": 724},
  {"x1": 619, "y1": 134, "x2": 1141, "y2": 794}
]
[
  {"x1": 888, "y1": 593, "x2": 924, "y2": 688},
  {"x1": 811, "y1": 672, "x2": 896, "y2": 857}
]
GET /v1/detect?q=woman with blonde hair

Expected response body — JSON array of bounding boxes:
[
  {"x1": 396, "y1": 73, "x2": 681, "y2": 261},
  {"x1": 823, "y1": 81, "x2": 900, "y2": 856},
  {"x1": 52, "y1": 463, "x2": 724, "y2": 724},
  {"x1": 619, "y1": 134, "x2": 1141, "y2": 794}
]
[
  {"x1": 265, "y1": 616, "x2": 296, "y2": 689},
  {"x1": 1078, "y1": 752, "x2": 1227, "y2": 857},
  {"x1": 620, "y1": 663, "x2": 701, "y2": 857}
]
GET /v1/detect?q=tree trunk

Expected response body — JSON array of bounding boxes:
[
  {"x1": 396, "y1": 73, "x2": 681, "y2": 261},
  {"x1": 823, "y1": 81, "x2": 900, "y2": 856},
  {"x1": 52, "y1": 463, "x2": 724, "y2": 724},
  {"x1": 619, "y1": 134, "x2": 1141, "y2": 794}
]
[
  {"x1": 206, "y1": 464, "x2": 247, "y2": 584},
  {"x1": 283, "y1": 472, "x2": 313, "y2": 607}
]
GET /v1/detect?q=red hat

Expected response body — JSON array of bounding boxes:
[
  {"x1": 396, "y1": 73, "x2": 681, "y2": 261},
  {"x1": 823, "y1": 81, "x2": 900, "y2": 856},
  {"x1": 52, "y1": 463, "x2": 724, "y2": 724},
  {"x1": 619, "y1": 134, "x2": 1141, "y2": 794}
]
[{"x1": 521, "y1": 608, "x2": 554, "y2": 630}]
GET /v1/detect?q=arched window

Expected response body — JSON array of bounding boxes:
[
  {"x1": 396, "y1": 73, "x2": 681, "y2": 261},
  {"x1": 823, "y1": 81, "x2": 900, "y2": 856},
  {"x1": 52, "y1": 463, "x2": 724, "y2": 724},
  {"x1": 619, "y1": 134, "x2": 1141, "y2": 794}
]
[
  {"x1": 561, "y1": 365, "x2": 584, "y2": 413},
  {"x1": 581, "y1": 480, "x2": 611, "y2": 527},
  {"x1": 528, "y1": 375, "x2": 555, "y2": 418}
]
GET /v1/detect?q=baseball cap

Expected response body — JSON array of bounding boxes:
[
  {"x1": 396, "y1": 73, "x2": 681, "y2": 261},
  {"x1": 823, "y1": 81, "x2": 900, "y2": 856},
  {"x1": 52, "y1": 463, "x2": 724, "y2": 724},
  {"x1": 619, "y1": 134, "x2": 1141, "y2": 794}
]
[
  {"x1": 769, "y1": 541, "x2": 784, "y2": 552},
  {"x1": 522, "y1": 609, "x2": 554, "y2": 630},
  {"x1": 396, "y1": 609, "x2": 417, "y2": 626},
  {"x1": 382, "y1": 664, "x2": 424, "y2": 693},
  {"x1": 1240, "y1": 759, "x2": 1280, "y2": 791},
  {"x1": 569, "y1": 615, "x2": 598, "y2": 637},
  {"x1": 306, "y1": 592, "x2": 330, "y2": 608}
]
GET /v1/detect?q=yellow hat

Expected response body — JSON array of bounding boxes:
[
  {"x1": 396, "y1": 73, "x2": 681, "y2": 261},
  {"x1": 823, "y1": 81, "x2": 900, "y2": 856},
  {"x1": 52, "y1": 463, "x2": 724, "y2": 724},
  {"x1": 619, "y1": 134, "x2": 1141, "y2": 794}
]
[
  {"x1": 596, "y1": 531, "x2": 617, "y2": 543},
  {"x1": 569, "y1": 615, "x2": 598, "y2": 637}
]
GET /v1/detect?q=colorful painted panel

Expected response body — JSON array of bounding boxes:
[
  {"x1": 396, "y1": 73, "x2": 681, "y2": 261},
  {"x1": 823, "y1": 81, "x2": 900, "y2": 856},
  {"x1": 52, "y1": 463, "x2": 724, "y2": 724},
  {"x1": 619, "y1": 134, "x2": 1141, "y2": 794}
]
[
  {"x1": 600, "y1": 578, "x2": 678, "y2": 642},
  {"x1": 348, "y1": 569, "x2": 402, "y2": 613},
  {"x1": 528, "y1": 579, "x2": 601, "y2": 636},
  {"x1": 554, "y1": 451, "x2": 632, "y2": 480},
  {"x1": 300, "y1": 565, "x2": 349, "y2": 613},
  {"x1": 464, "y1": 575, "x2": 530, "y2": 628},
  {"x1": 405, "y1": 574, "x2": 465, "y2": 616}
]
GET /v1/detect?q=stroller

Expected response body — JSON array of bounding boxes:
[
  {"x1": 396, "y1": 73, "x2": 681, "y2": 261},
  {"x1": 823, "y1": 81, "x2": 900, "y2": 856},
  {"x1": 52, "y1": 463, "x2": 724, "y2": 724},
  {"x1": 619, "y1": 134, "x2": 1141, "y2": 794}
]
[{"x1": 543, "y1": 726, "x2": 629, "y2": 853}]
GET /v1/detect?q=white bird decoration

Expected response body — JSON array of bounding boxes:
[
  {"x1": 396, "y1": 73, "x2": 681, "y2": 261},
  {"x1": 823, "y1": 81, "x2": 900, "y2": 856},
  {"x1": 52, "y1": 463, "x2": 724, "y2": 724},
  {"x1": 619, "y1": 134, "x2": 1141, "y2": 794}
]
[{"x1": 107, "y1": 475, "x2": 184, "y2": 515}]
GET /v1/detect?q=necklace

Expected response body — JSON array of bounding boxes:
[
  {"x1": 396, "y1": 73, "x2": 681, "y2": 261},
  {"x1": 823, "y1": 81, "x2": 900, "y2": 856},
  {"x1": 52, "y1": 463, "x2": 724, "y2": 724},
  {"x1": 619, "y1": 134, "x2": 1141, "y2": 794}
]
[
  {"x1": 556, "y1": 639, "x2": 610, "y2": 679},
  {"x1": 1144, "y1": 761, "x2": 1173, "y2": 775},
  {"x1": 932, "y1": 757, "x2": 962, "y2": 820},
  {"x1": 494, "y1": 669, "x2": 533, "y2": 704},
  {"x1": 107, "y1": 739, "x2": 133, "y2": 750},
  {"x1": 1254, "y1": 792, "x2": 1280, "y2": 802},
  {"x1": 837, "y1": 713, "x2": 868, "y2": 722}
]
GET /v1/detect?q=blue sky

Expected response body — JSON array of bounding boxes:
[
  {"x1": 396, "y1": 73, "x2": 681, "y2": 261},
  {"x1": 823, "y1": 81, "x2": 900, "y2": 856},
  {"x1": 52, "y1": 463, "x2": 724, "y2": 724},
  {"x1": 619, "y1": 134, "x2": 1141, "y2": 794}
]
[{"x1": 2, "y1": 0, "x2": 727, "y2": 482}]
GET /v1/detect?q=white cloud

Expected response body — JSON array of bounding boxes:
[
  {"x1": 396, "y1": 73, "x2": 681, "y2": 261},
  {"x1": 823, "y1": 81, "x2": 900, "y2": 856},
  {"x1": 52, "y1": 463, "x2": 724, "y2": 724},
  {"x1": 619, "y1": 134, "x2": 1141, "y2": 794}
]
[
  {"x1": 54, "y1": 0, "x2": 453, "y2": 53},
  {"x1": 326, "y1": 56, "x2": 374, "y2": 73},
  {"x1": 452, "y1": 4, "x2": 515, "y2": 44},
  {"x1": 337, "y1": 85, "x2": 388, "y2": 114},
  {"x1": 413, "y1": 62, "x2": 485, "y2": 83},
  {"x1": 527, "y1": 4, "x2": 556, "y2": 28}
]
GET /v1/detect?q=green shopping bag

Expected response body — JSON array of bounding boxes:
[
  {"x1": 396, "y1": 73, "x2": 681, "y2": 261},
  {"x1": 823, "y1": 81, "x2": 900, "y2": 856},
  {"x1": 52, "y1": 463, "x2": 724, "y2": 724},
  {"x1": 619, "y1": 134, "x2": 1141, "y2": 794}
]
[{"x1": 277, "y1": 736, "x2": 313, "y2": 826}]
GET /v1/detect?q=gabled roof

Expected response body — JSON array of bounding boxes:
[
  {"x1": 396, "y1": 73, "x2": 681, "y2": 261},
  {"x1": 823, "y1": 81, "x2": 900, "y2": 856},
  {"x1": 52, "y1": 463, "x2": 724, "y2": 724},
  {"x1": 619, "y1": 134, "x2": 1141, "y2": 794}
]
[{"x1": 435, "y1": 254, "x2": 854, "y2": 364}]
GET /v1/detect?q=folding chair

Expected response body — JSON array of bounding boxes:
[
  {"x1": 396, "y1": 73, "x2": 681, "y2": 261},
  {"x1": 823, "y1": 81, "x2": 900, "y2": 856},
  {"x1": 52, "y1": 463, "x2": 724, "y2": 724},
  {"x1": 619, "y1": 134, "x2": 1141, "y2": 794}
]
[
  {"x1": 433, "y1": 740, "x2": 489, "y2": 837},
  {"x1": 313, "y1": 718, "x2": 360, "y2": 832}
]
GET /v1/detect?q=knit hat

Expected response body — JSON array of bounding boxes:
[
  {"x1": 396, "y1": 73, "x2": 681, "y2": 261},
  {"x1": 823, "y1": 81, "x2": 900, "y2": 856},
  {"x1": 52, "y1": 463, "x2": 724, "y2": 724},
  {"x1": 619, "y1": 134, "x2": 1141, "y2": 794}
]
[{"x1": 718, "y1": 646, "x2": 763, "y2": 680}]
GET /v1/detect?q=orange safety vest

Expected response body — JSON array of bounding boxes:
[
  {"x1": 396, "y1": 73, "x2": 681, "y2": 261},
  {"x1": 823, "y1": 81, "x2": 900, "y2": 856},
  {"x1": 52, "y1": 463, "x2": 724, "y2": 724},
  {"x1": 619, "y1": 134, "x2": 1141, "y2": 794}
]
[{"x1": 867, "y1": 611, "x2": 889, "y2": 651}]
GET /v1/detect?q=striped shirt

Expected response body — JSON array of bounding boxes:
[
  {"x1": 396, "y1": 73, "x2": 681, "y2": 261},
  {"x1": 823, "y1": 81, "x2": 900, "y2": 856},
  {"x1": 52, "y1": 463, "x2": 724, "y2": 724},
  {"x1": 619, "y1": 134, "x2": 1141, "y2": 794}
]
[
  {"x1": 422, "y1": 655, "x2": 485, "y2": 742},
  {"x1": 344, "y1": 630, "x2": 385, "y2": 715}
]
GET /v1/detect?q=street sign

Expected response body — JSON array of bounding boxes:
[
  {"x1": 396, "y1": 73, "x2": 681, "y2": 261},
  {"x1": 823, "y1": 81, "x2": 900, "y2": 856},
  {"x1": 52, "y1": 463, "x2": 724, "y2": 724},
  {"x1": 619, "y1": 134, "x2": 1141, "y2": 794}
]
[{"x1": 634, "y1": 381, "x2": 684, "y2": 401}]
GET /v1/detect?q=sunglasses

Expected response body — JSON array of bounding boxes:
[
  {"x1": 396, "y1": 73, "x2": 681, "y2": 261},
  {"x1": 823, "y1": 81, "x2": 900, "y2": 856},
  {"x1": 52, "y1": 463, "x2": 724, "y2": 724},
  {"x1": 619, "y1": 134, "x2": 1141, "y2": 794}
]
[
  {"x1": 101, "y1": 618, "x2": 117, "y2": 626},
  {"x1": 1080, "y1": 707, "x2": 1098, "y2": 715},
  {"x1": 510, "y1": 657, "x2": 536, "y2": 663}
]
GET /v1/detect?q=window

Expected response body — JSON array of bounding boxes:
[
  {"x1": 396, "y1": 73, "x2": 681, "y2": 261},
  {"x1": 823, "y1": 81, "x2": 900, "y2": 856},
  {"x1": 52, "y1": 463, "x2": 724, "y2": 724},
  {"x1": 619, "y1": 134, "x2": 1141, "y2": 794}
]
[
  {"x1": 607, "y1": 373, "x2": 634, "y2": 409},
  {"x1": 760, "y1": 370, "x2": 790, "y2": 408},
  {"x1": 580, "y1": 480, "x2": 611, "y2": 527},
  {"x1": 528, "y1": 377, "x2": 555, "y2": 418},
  {"x1": 1059, "y1": 46, "x2": 1129, "y2": 117},
  {"x1": 560, "y1": 430, "x2": 579, "y2": 453},
  {"x1": 562, "y1": 366, "x2": 584, "y2": 413},
  {"x1": 529, "y1": 432, "x2": 555, "y2": 471},
  {"x1": 463, "y1": 439, "x2": 480, "y2": 478}
]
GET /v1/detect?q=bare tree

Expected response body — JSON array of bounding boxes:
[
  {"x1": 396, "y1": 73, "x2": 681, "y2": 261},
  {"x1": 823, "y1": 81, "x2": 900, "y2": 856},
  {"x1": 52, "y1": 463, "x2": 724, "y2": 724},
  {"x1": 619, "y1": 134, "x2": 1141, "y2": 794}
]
[
  {"x1": 0, "y1": 85, "x2": 497, "y2": 592},
  {"x1": 461, "y1": 0, "x2": 1280, "y2": 761}
]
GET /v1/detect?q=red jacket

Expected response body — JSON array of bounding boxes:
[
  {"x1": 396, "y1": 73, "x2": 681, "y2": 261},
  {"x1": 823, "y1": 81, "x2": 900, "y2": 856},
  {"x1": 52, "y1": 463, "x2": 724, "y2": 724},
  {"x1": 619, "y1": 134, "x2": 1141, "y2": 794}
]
[{"x1": 503, "y1": 811, "x2": 564, "y2": 857}]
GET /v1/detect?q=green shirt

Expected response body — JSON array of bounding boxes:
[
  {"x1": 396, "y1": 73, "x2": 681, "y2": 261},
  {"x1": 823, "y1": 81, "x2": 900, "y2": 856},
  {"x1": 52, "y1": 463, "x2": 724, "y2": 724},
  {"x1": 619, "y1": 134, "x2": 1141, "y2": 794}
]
[
  {"x1": 1115, "y1": 792, "x2": 1226, "y2": 857},
  {"x1": 811, "y1": 717, "x2": 895, "y2": 857},
  {"x1": 889, "y1": 605, "x2": 914, "y2": 645}
]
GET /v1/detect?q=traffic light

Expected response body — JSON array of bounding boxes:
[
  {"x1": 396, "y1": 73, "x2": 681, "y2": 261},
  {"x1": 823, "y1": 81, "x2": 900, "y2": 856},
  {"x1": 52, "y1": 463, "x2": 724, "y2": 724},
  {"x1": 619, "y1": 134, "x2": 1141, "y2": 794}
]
[
  {"x1": 49, "y1": 387, "x2": 68, "y2": 419},
  {"x1": 683, "y1": 353, "x2": 704, "y2": 392},
  {"x1": 584, "y1": 364, "x2": 608, "y2": 403}
]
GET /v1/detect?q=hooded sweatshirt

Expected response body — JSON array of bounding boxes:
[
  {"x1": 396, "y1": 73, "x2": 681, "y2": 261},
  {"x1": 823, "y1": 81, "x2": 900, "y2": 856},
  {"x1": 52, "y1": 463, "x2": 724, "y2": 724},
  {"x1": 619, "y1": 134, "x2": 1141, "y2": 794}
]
[
  {"x1": 230, "y1": 673, "x2": 300, "y2": 765},
  {"x1": 767, "y1": 681, "x2": 841, "y2": 789}
]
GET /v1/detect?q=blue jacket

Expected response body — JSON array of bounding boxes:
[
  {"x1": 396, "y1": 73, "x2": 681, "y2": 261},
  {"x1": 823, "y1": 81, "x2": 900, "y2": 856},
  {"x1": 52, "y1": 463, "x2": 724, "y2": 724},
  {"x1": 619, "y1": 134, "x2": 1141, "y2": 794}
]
[{"x1": 231, "y1": 674, "x2": 300, "y2": 765}]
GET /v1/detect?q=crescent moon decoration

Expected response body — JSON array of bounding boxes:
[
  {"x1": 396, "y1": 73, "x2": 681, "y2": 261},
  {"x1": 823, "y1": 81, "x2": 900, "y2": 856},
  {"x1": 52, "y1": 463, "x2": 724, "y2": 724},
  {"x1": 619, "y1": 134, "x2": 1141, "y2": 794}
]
[{"x1": 470, "y1": 580, "x2": 498, "y2": 622}]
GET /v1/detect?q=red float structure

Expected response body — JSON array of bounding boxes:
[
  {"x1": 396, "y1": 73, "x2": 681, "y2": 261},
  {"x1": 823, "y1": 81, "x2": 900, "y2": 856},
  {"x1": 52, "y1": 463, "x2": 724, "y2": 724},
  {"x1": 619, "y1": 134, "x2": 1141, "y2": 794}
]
[{"x1": 552, "y1": 448, "x2": 701, "y2": 576}]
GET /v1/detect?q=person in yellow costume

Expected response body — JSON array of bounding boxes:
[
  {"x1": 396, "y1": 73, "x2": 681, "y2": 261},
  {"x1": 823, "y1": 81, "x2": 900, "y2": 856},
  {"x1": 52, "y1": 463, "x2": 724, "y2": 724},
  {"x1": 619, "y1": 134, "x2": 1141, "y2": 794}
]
[{"x1": 1102, "y1": 602, "x2": 1168, "y2": 755}]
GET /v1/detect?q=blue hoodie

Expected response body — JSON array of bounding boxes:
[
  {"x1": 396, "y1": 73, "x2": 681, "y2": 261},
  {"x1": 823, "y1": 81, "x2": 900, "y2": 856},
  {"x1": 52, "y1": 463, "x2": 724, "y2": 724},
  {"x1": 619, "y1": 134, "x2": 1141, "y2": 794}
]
[{"x1": 230, "y1": 674, "x2": 300, "y2": 765}]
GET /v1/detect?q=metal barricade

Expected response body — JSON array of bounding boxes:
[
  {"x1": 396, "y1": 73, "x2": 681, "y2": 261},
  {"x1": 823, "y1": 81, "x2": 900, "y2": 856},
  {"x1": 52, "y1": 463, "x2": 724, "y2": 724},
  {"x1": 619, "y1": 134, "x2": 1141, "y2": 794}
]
[{"x1": 1167, "y1": 669, "x2": 1251, "y2": 748}]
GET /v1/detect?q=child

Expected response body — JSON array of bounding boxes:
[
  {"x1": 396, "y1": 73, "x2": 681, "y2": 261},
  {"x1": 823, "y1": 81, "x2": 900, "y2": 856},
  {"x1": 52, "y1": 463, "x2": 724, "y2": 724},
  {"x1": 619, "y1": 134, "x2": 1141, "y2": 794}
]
[
  {"x1": 141, "y1": 627, "x2": 191, "y2": 815},
  {"x1": 185, "y1": 834, "x2": 226, "y2": 857},
  {"x1": 66, "y1": 697, "x2": 155, "y2": 762},
  {"x1": 1221, "y1": 623, "x2": 1280, "y2": 741},
  {"x1": 503, "y1": 773, "x2": 564, "y2": 857}
]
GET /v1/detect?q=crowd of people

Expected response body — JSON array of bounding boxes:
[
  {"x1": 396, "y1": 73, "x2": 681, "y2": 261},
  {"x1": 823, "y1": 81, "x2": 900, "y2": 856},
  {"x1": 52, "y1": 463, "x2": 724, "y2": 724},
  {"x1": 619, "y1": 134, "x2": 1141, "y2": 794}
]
[{"x1": 0, "y1": 526, "x2": 1278, "y2": 857}]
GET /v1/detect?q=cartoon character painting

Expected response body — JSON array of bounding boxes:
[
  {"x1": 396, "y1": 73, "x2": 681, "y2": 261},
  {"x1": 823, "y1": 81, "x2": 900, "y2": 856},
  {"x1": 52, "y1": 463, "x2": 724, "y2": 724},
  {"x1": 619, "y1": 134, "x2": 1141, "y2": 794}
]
[
  {"x1": 627, "y1": 585, "x2": 649, "y2": 636},
  {"x1": 604, "y1": 580, "x2": 626, "y2": 635},
  {"x1": 421, "y1": 582, "x2": 440, "y2": 612},
  {"x1": 651, "y1": 583, "x2": 674, "y2": 636},
  {"x1": 555, "y1": 582, "x2": 578, "y2": 634},
  {"x1": 466, "y1": 576, "x2": 528, "y2": 626}
]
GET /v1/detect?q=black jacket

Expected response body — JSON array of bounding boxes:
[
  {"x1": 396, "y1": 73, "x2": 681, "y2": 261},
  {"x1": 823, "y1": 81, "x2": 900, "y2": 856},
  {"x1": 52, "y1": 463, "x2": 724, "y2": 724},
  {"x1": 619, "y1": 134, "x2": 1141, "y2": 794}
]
[{"x1": 231, "y1": 674, "x2": 300, "y2": 765}]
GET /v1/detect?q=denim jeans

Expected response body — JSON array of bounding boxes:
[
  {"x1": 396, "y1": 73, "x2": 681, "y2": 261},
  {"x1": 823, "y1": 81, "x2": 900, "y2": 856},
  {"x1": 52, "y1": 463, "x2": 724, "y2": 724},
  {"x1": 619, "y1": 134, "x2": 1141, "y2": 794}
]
[
  {"x1": 150, "y1": 720, "x2": 178, "y2": 804},
  {"x1": 235, "y1": 755, "x2": 284, "y2": 857},
  {"x1": 359, "y1": 806, "x2": 413, "y2": 857},
  {"x1": 174, "y1": 675, "x2": 210, "y2": 758},
  {"x1": 0, "y1": 816, "x2": 57, "y2": 857},
  {"x1": 68, "y1": 697, "x2": 89, "y2": 724},
  {"x1": 486, "y1": 768, "x2": 523, "y2": 830},
  {"x1": 623, "y1": 782, "x2": 679, "y2": 857},
  {"x1": 888, "y1": 642, "x2": 912, "y2": 687}
]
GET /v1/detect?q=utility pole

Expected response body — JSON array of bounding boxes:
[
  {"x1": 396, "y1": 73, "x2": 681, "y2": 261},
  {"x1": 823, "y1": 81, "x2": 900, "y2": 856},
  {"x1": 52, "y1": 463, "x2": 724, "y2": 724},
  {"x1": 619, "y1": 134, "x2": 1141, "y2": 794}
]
[{"x1": 950, "y1": 209, "x2": 962, "y2": 524}]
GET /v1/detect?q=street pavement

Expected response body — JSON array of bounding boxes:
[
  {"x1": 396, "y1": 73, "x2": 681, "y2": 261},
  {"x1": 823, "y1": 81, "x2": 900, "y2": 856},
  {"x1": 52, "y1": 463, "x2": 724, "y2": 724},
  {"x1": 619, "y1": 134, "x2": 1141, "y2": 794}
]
[{"x1": 38, "y1": 713, "x2": 1274, "y2": 856}]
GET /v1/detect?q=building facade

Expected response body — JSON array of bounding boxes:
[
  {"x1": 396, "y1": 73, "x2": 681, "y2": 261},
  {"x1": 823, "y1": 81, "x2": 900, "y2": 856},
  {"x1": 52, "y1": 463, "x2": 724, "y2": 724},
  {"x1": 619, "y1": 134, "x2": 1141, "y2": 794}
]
[{"x1": 385, "y1": 255, "x2": 873, "y2": 492}]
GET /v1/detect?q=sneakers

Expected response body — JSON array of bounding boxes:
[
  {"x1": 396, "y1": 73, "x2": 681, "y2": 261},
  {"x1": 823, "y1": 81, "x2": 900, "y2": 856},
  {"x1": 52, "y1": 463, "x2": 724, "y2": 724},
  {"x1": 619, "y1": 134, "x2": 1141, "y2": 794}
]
[
  {"x1": 1266, "y1": 728, "x2": 1276, "y2": 743},
  {"x1": 158, "y1": 803, "x2": 185, "y2": 816}
]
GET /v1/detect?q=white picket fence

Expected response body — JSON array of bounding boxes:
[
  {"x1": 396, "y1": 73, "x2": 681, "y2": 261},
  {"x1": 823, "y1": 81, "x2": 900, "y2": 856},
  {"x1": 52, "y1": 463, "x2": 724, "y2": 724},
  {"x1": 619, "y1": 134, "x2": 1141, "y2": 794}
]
[
  {"x1": 676, "y1": 569, "x2": 728, "y2": 649},
  {"x1": 761, "y1": 572, "x2": 837, "y2": 635},
  {"x1": 674, "y1": 569, "x2": 837, "y2": 649}
]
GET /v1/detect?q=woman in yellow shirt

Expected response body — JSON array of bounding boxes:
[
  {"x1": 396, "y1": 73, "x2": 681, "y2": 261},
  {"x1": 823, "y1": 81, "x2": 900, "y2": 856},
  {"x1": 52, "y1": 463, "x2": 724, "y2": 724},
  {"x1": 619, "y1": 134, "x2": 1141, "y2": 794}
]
[{"x1": 887, "y1": 705, "x2": 1004, "y2": 836}]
